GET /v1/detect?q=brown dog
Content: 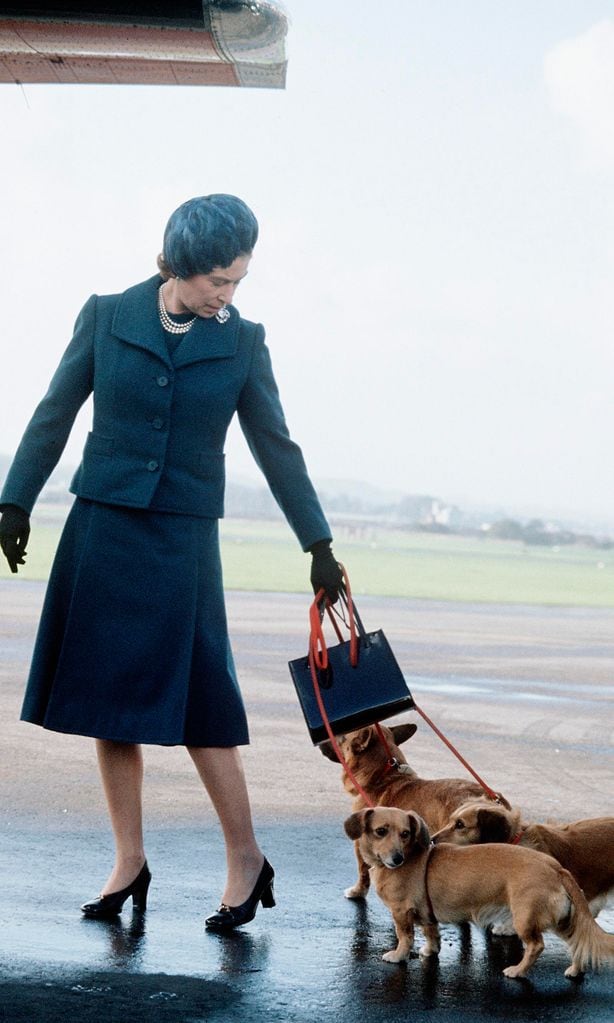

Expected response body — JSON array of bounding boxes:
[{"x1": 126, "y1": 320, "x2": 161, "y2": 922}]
[
  {"x1": 431, "y1": 800, "x2": 614, "y2": 918},
  {"x1": 344, "y1": 806, "x2": 614, "y2": 979},
  {"x1": 320, "y1": 722, "x2": 509, "y2": 898}
]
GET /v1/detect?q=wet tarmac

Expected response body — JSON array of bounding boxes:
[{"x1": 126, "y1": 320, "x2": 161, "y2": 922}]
[
  {"x1": 1, "y1": 583, "x2": 613, "y2": 1021},
  {"x1": 2, "y1": 819, "x2": 614, "y2": 1023}
]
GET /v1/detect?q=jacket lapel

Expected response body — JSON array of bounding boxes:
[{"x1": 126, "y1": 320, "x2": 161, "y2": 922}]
[
  {"x1": 112, "y1": 275, "x2": 172, "y2": 367},
  {"x1": 112, "y1": 275, "x2": 240, "y2": 368},
  {"x1": 171, "y1": 307, "x2": 240, "y2": 367}
]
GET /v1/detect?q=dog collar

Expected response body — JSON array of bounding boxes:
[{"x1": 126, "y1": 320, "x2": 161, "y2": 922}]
[
  {"x1": 509, "y1": 829, "x2": 525, "y2": 845},
  {"x1": 367, "y1": 757, "x2": 401, "y2": 788}
]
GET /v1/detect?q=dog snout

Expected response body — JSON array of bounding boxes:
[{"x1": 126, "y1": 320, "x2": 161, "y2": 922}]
[{"x1": 383, "y1": 850, "x2": 405, "y2": 868}]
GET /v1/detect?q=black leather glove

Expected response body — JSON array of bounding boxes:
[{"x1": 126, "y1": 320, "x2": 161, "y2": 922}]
[
  {"x1": 309, "y1": 539, "x2": 344, "y2": 604},
  {"x1": 0, "y1": 504, "x2": 30, "y2": 573}
]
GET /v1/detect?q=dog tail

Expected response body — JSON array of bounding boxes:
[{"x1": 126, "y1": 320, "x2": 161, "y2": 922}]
[{"x1": 559, "y1": 869, "x2": 614, "y2": 974}]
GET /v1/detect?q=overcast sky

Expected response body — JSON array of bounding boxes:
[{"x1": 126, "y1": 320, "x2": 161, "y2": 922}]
[{"x1": 1, "y1": 1, "x2": 613, "y2": 528}]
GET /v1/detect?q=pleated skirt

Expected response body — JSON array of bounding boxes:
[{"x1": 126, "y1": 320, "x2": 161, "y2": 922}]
[{"x1": 20, "y1": 499, "x2": 249, "y2": 746}]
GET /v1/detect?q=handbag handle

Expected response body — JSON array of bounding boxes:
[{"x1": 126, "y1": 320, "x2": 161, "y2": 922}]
[
  {"x1": 307, "y1": 565, "x2": 377, "y2": 807},
  {"x1": 309, "y1": 563, "x2": 360, "y2": 669}
]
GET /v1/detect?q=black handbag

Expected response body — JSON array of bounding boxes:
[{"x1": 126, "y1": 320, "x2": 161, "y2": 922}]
[{"x1": 288, "y1": 577, "x2": 414, "y2": 745}]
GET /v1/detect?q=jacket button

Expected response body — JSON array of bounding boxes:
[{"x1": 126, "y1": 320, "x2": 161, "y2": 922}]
[
  {"x1": 151, "y1": 417, "x2": 164, "y2": 430},
  {"x1": 147, "y1": 460, "x2": 159, "y2": 472},
  {"x1": 157, "y1": 375, "x2": 169, "y2": 387}
]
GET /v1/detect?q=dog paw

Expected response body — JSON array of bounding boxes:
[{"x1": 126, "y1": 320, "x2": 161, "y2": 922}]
[
  {"x1": 344, "y1": 886, "x2": 368, "y2": 900},
  {"x1": 491, "y1": 923, "x2": 516, "y2": 937},
  {"x1": 502, "y1": 965, "x2": 526, "y2": 979},
  {"x1": 382, "y1": 949, "x2": 408, "y2": 964},
  {"x1": 564, "y1": 964, "x2": 583, "y2": 979},
  {"x1": 418, "y1": 945, "x2": 438, "y2": 958}
]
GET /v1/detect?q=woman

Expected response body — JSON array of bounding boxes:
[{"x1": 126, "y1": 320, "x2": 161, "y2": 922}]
[{"x1": 0, "y1": 194, "x2": 343, "y2": 931}]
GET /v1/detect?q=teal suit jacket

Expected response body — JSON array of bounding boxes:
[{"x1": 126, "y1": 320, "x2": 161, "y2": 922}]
[{"x1": 1, "y1": 275, "x2": 330, "y2": 551}]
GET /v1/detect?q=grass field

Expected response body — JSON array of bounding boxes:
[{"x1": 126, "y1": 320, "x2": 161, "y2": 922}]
[{"x1": 1, "y1": 508, "x2": 613, "y2": 607}]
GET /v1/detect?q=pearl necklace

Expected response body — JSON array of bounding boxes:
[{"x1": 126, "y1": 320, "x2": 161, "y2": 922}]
[{"x1": 157, "y1": 285, "x2": 197, "y2": 335}]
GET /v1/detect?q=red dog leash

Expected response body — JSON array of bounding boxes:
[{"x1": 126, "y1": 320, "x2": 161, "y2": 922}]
[
  {"x1": 308, "y1": 574, "x2": 376, "y2": 807},
  {"x1": 410, "y1": 704, "x2": 500, "y2": 802},
  {"x1": 308, "y1": 569, "x2": 501, "y2": 807}
]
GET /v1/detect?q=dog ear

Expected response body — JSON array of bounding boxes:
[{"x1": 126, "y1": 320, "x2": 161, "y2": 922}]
[
  {"x1": 476, "y1": 807, "x2": 512, "y2": 843},
  {"x1": 349, "y1": 728, "x2": 374, "y2": 755},
  {"x1": 344, "y1": 809, "x2": 372, "y2": 840},
  {"x1": 390, "y1": 722, "x2": 418, "y2": 746},
  {"x1": 408, "y1": 812, "x2": 431, "y2": 850}
]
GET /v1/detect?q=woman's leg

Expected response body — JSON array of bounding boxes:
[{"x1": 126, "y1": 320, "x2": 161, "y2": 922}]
[
  {"x1": 188, "y1": 746, "x2": 264, "y2": 907},
  {"x1": 95, "y1": 738, "x2": 146, "y2": 894}
]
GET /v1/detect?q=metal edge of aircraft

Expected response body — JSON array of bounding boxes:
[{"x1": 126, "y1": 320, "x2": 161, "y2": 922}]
[{"x1": 0, "y1": 1, "x2": 288, "y2": 88}]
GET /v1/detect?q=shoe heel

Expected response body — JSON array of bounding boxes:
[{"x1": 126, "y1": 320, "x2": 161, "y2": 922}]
[
  {"x1": 132, "y1": 890, "x2": 148, "y2": 912},
  {"x1": 81, "y1": 861, "x2": 151, "y2": 919},
  {"x1": 260, "y1": 882, "x2": 275, "y2": 909},
  {"x1": 132, "y1": 868, "x2": 151, "y2": 913}
]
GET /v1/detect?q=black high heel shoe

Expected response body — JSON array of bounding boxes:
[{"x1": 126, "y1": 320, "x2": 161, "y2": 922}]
[
  {"x1": 81, "y1": 861, "x2": 151, "y2": 919},
  {"x1": 205, "y1": 858, "x2": 275, "y2": 931}
]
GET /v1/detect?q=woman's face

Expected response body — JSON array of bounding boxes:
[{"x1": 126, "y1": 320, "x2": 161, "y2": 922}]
[{"x1": 173, "y1": 253, "x2": 251, "y2": 317}]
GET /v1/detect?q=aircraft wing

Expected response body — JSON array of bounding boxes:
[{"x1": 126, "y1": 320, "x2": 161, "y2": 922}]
[{"x1": 0, "y1": 1, "x2": 287, "y2": 88}]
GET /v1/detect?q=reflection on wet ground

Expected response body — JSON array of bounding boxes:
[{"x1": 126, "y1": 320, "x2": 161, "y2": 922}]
[
  {"x1": 2, "y1": 823, "x2": 613, "y2": 1023},
  {"x1": 80, "y1": 912, "x2": 148, "y2": 970}
]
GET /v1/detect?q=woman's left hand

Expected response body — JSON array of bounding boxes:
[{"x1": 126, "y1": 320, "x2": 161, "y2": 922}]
[
  {"x1": 0, "y1": 504, "x2": 30, "y2": 573},
  {"x1": 309, "y1": 540, "x2": 344, "y2": 604}
]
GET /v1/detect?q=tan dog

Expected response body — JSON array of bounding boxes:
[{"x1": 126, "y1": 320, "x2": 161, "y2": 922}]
[
  {"x1": 431, "y1": 800, "x2": 614, "y2": 918},
  {"x1": 320, "y1": 722, "x2": 510, "y2": 898},
  {"x1": 344, "y1": 806, "x2": 614, "y2": 979}
]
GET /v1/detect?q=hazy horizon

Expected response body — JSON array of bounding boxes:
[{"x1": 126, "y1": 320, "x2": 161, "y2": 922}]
[
  {"x1": 1, "y1": 2, "x2": 613, "y2": 531},
  {"x1": 1, "y1": 449, "x2": 610, "y2": 535}
]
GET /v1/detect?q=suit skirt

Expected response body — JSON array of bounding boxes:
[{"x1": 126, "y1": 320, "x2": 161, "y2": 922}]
[{"x1": 20, "y1": 498, "x2": 249, "y2": 746}]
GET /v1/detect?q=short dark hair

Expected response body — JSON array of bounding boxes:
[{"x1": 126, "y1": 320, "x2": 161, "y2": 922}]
[{"x1": 158, "y1": 194, "x2": 259, "y2": 279}]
